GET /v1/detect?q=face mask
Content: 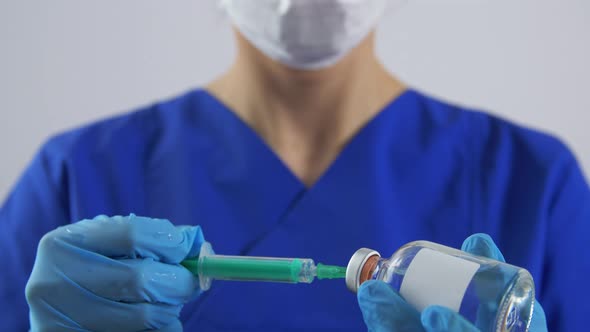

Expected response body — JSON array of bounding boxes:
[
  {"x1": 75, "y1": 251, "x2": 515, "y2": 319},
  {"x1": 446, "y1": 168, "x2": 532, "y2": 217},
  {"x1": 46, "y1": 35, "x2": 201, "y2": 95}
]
[{"x1": 221, "y1": 0, "x2": 389, "y2": 70}]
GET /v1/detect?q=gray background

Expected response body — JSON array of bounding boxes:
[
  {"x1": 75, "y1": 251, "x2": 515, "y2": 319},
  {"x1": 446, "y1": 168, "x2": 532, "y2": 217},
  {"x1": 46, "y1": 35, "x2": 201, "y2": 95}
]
[{"x1": 1, "y1": 0, "x2": 589, "y2": 201}]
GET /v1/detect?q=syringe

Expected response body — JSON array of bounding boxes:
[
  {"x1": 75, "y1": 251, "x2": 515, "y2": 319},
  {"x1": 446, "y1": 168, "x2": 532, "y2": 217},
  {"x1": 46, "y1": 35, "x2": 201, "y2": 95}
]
[{"x1": 181, "y1": 242, "x2": 346, "y2": 291}]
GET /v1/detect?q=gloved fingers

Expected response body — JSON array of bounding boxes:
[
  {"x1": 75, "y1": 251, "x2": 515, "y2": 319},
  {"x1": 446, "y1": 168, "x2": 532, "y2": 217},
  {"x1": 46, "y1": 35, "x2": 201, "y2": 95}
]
[
  {"x1": 358, "y1": 280, "x2": 424, "y2": 332},
  {"x1": 461, "y1": 234, "x2": 548, "y2": 331},
  {"x1": 175, "y1": 225, "x2": 205, "y2": 258},
  {"x1": 27, "y1": 275, "x2": 183, "y2": 332},
  {"x1": 530, "y1": 301, "x2": 548, "y2": 331},
  {"x1": 461, "y1": 233, "x2": 505, "y2": 262},
  {"x1": 83, "y1": 301, "x2": 182, "y2": 332},
  {"x1": 421, "y1": 305, "x2": 480, "y2": 332},
  {"x1": 45, "y1": 214, "x2": 203, "y2": 263},
  {"x1": 151, "y1": 319, "x2": 183, "y2": 332},
  {"x1": 66, "y1": 258, "x2": 199, "y2": 304}
]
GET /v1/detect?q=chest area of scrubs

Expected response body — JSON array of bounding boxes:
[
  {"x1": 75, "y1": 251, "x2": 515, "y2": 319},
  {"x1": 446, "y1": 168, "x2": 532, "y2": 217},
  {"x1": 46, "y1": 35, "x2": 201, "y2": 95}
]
[{"x1": 65, "y1": 91, "x2": 476, "y2": 329}]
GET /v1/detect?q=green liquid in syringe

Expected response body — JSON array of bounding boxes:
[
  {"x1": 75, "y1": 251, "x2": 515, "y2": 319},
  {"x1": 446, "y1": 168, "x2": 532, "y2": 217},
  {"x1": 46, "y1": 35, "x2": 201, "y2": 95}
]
[{"x1": 181, "y1": 242, "x2": 346, "y2": 291}]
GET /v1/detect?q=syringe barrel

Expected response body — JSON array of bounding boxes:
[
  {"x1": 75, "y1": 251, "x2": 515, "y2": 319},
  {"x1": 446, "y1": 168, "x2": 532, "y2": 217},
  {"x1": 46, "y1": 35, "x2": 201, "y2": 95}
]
[
  {"x1": 182, "y1": 242, "x2": 317, "y2": 291},
  {"x1": 199, "y1": 255, "x2": 316, "y2": 283}
]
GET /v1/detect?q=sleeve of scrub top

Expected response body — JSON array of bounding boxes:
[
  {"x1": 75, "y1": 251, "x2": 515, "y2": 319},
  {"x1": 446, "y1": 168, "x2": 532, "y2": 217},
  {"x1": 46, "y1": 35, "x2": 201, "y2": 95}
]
[
  {"x1": 0, "y1": 137, "x2": 71, "y2": 331},
  {"x1": 541, "y1": 149, "x2": 590, "y2": 331},
  {"x1": 471, "y1": 113, "x2": 590, "y2": 331}
]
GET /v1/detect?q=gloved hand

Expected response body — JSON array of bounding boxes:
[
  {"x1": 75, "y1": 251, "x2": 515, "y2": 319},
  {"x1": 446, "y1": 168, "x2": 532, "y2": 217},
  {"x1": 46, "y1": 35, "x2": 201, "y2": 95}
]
[
  {"x1": 358, "y1": 234, "x2": 548, "y2": 332},
  {"x1": 25, "y1": 214, "x2": 204, "y2": 332}
]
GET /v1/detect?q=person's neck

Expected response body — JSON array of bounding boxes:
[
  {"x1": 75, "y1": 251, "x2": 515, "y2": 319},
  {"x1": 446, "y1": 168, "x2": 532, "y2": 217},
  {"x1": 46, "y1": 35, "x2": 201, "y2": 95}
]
[{"x1": 206, "y1": 34, "x2": 406, "y2": 187}]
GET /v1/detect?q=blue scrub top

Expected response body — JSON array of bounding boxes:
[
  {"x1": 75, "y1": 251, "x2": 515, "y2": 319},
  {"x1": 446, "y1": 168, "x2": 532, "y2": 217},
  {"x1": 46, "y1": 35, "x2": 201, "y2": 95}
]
[{"x1": 1, "y1": 89, "x2": 589, "y2": 331}]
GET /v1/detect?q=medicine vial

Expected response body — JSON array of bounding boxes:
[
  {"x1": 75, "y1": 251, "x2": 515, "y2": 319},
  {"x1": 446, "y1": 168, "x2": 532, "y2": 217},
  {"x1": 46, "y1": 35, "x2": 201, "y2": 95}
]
[{"x1": 346, "y1": 241, "x2": 535, "y2": 332}]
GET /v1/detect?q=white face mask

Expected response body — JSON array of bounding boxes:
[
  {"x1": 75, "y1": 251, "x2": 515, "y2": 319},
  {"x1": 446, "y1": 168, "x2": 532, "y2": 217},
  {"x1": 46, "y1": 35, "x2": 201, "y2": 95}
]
[{"x1": 221, "y1": 0, "x2": 389, "y2": 70}]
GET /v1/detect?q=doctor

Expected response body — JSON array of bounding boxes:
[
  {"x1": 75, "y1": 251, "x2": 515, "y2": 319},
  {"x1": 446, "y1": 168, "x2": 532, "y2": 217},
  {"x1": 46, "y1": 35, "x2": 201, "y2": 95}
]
[{"x1": 1, "y1": 0, "x2": 588, "y2": 330}]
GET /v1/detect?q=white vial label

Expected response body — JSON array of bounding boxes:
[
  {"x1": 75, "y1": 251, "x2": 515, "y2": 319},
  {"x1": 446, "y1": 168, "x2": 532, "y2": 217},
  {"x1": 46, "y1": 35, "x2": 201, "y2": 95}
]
[{"x1": 400, "y1": 248, "x2": 480, "y2": 312}]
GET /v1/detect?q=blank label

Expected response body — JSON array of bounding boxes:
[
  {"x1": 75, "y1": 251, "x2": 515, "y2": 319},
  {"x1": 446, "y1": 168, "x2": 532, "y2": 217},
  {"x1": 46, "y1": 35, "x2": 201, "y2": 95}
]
[{"x1": 400, "y1": 248, "x2": 480, "y2": 312}]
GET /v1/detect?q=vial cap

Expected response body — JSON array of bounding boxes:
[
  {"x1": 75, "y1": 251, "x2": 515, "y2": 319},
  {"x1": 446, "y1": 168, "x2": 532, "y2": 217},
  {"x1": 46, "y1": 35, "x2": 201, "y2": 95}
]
[{"x1": 346, "y1": 248, "x2": 380, "y2": 293}]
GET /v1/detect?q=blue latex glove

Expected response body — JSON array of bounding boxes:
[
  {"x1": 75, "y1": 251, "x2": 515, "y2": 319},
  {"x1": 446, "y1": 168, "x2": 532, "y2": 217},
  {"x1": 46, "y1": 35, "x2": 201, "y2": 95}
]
[
  {"x1": 25, "y1": 214, "x2": 203, "y2": 332},
  {"x1": 358, "y1": 234, "x2": 548, "y2": 332}
]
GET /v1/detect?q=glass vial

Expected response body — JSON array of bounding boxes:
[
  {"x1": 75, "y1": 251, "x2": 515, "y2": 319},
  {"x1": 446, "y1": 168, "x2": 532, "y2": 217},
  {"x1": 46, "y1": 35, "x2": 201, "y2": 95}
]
[{"x1": 346, "y1": 241, "x2": 535, "y2": 332}]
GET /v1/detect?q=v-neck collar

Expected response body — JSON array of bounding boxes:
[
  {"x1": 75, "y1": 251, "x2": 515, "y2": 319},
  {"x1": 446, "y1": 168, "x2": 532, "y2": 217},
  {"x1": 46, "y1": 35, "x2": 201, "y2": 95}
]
[
  {"x1": 188, "y1": 88, "x2": 419, "y2": 250},
  {"x1": 196, "y1": 88, "x2": 418, "y2": 192}
]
